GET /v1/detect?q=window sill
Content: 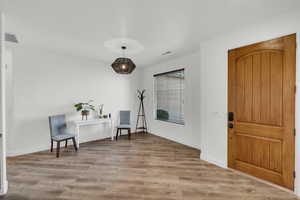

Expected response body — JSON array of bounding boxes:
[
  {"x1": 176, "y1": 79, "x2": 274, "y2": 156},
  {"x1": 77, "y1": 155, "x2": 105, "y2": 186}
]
[{"x1": 155, "y1": 118, "x2": 185, "y2": 126}]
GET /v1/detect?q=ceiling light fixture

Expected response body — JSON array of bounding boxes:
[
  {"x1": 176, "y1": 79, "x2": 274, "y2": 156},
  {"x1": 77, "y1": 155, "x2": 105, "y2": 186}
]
[{"x1": 111, "y1": 46, "x2": 136, "y2": 74}]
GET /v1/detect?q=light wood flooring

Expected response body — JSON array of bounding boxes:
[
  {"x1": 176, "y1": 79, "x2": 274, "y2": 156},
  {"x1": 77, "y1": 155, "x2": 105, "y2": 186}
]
[{"x1": 2, "y1": 133, "x2": 298, "y2": 200}]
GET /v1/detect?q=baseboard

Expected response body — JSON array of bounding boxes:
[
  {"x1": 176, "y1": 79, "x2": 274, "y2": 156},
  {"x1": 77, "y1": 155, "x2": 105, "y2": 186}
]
[
  {"x1": 7, "y1": 135, "x2": 112, "y2": 157},
  {"x1": 7, "y1": 131, "x2": 149, "y2": 157},
  {"x1": 200, "y1": 153, "x2": 227, "y2": 169},
  {"x1": 7, "y1": 145, "x2": 50, "y2": 157},
  {"x1": 8, "y1": 131, "x2": 199, "y2": 157},
  {"x1": 148, "y1": 132, "x2": 201, "y2": 150}
]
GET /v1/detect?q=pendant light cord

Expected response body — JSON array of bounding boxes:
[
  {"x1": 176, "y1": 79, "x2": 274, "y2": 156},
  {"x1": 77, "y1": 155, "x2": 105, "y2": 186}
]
[{"x1": 121, "y1": 46, "x2": 126, "y2": 57}]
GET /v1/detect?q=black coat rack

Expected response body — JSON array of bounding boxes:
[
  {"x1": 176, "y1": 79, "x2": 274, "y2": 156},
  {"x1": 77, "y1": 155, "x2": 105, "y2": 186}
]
[{"x1": 135, "y1": 90, "x2": 148, "y2": 133}]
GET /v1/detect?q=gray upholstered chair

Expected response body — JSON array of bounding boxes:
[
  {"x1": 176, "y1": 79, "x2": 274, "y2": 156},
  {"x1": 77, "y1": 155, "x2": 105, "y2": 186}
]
[
  {"x1": 116, "y1": 110, "x2": 131, "y2": 140},
  {"x1": 48, "y1": 114, "x2": 77, "y2": 157}
]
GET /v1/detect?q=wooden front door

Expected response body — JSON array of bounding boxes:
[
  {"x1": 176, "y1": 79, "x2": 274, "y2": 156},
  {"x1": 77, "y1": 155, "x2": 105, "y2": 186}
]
[{"x1": 228, "y1": 34, "x2": 296, "y2": 190}]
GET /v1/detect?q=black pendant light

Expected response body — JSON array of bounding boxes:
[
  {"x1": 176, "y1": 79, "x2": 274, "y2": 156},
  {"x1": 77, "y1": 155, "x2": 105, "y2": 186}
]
[{"x1": 111, "y1": 46, "x2": 136, "y2": 74}]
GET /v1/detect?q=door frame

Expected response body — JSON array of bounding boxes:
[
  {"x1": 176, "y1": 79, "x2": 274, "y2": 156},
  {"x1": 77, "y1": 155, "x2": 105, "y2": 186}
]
[
  {"x1": 227, "y1": 33, "x2": 296, "y2": 190},
  {"x1": 0, "y1": 13, "x2": 8, "y2": 195}
]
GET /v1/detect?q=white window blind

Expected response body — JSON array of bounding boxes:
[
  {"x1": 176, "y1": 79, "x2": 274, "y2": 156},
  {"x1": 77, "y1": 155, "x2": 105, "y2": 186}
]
[{"x1": 154, "y1": 69, "x2": 184, "y2": 125}]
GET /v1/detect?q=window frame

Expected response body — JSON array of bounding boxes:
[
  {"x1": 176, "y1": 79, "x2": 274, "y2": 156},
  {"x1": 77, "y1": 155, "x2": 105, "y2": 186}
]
[{"x1": 153, "y1": 68, "x2": 185, "y2": 125}]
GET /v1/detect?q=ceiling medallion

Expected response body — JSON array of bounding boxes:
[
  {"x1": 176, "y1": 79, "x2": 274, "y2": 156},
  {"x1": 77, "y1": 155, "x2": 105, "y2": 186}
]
[{"x1": 111, "y1": 46, "x2": 136, "y2": 74}]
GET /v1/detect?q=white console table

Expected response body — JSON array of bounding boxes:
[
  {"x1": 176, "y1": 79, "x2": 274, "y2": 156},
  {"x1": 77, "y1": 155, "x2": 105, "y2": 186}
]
[{"x1": 72, "y1": 118, "x2": 114, "y2": 148}]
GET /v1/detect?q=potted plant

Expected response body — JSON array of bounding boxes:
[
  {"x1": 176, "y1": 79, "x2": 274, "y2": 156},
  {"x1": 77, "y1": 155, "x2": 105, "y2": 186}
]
[{"x1": 74, "y1": 100, "x2": 95, "y2": 120}]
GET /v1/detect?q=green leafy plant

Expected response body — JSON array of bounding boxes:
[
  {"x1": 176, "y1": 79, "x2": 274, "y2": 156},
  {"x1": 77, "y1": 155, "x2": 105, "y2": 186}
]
[{"x1": 74, "y1": 100, "x2": 95, "y2": 112}]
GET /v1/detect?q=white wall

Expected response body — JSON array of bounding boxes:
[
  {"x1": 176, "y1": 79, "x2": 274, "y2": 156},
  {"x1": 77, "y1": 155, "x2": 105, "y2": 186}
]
[
  {"x1": 140, "y1": 51, "x2": 201, "y2": 149},
  {"x1": 7, "y1": 45, "x2": 141, "y2": 156},
  {"x1": 199, "y1": 11, "x2": 300, "y2": 194}
]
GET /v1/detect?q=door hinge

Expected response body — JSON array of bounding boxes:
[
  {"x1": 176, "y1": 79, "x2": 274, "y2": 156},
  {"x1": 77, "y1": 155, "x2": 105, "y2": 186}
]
[
  {"x1": 294, "y1": 129, "x2": 296, "y2": 136},
  {"x1": 294, "y1": 171, "x2": 296, "y2": 178}
]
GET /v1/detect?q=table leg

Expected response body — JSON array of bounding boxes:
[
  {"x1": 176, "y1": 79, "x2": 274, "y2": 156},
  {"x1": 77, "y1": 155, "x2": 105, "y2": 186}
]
[
  {"x1": 111, "y1": 119, "x2": 114, "y2": 141},
  {"x1": 75, "y1": 125, "x2": 80, "y2": 148}
]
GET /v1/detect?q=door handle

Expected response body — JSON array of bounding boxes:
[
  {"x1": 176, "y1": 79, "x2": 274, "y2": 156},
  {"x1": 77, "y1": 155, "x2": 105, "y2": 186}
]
[
  {"x1": 228, "y1": 123, "x2": 234, "y2": 129},
  {"x1": 228, "y1": 112, "x2": 234, "y2": 121}
]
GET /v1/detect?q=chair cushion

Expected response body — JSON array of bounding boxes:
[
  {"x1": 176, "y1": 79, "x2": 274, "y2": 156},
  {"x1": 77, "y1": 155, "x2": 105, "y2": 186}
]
[
  {"x1": 52, "y1": 133, "x2": 75, "y2": 141},
  {"x1": 117, "y1": 125, "x2": 131, "y2": 129}
]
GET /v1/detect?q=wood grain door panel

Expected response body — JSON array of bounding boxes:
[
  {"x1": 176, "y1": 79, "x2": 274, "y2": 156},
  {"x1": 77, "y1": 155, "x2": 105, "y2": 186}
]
[
  {"x1": 236, "y1": 133, "x2": 282, "y2": 173},
  {"x1": 228, "y1": 34, "x2": 296, "y2": 190},
  {"x1": 236, "y1": 51, "x2": 283, "y2": 126}
]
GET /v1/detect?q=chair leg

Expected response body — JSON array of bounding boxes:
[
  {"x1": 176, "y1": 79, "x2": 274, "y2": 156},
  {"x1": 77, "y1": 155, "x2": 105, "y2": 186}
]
[
  {"x1": 120, "y1": 129, "x2": 122, "y2": 136},
  {"x1": 56, "y1": 141, "x2": 60, "y2": 158},
  {"x1": 128, "y1": 129, "x2": 131, "y2": 140},
  {"x1": 72, "y1": 137, "x2": 78, "y2": 151},
  {"x1": 65, "y1": 140, "x2": 68, "y2": 148},
  {"x1": 116, "y1": 128, "x2": 119, "y2": 140},
  {"x1": 50, "y1": 139, "x2": 53, "y2": 152}
]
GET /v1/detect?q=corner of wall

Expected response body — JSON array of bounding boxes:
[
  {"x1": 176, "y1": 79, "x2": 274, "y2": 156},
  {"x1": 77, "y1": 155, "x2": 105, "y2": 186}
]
[{"x1": 200, "y1": 152, "x2": 227, "y2": 169}]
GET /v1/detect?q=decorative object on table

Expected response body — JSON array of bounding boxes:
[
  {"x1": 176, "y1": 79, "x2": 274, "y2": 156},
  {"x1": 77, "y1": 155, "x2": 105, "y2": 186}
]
[
  {"x1": 98, "y1": 104, "x2": 104, "y2": 118},
  {"x1": 48, "y1": 114, "x2": 78, "y2": 158},
  {"x1": 111, "y1": 46, "x2": 136, "y2": 74},
  {"x1": 116, "y1": 110, "x2": 131, "y2": 140},
  {"x1": 103, "y1": 115, "x2": 108, "y2": 119},
  {"x1": 74, "y1": 100, "x2": 95, "y2": 120},
  {"x1": 135, "y1": 90, "x2": 148, "y2": 133}
]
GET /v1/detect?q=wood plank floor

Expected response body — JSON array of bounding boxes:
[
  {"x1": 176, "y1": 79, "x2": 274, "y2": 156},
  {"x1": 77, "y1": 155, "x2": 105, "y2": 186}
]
[{"x1": 2, "y1": 133, "x2": 298, "y2": 200}]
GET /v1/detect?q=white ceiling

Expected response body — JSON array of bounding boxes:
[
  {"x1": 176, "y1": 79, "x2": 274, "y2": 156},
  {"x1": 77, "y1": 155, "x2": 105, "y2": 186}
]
[{"x1": 4, "y1": 0, "x2": 300, "y2": 67}]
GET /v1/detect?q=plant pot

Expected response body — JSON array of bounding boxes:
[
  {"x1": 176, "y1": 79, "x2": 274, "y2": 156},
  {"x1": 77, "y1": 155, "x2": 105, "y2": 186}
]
[{"x1": 81, "y1": 110, "x2": 90, "y2": 120}]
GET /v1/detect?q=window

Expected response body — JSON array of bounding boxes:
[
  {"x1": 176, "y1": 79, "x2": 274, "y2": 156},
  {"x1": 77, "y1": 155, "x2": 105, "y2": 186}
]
[{"x1": 154, "y1": 69, "x2": 184, "y2": 125}]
